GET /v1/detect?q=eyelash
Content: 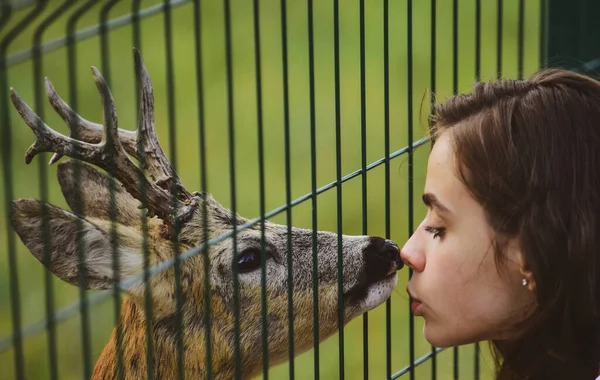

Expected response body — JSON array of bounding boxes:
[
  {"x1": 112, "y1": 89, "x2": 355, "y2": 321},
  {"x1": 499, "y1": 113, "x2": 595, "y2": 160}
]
[{"x1": 425, "y1": 226, "x2": 446, "y2": 239}]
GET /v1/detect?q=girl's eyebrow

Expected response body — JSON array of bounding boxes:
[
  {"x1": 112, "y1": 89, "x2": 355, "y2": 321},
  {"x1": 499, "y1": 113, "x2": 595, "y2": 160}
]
[{"x1": 422, "y1": 192, "x2": 451, "y2": 214}]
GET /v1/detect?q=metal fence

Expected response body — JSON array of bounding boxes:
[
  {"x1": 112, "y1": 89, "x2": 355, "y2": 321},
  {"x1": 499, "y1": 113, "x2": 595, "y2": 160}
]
[{"x1": 0, "y1": 0, "x2": 580, "y2": 379}]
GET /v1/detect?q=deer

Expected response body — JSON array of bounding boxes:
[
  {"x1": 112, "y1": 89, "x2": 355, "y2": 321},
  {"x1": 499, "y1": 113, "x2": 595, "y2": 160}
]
[{"x1": 8, "y1": 48, "x2": 404, "y2": 380}]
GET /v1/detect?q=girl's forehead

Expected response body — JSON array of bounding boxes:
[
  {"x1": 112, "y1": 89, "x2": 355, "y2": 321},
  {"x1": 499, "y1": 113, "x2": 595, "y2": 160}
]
[
  {"x1": 426, "y1": 137, "x2": 457, "y2": 192},
  {"x1": 425, "y1": 134, "x2": 480, "y2": 216}
]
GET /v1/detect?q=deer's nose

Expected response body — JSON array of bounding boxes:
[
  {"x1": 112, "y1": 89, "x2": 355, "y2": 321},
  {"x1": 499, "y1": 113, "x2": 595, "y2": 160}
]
[{"x1": 367, "y1": 237, "x2": 404, "y2": 271}]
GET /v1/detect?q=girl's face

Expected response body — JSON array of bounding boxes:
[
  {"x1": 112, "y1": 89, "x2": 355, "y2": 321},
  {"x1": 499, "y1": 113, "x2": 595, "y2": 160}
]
[{"x1": 400, "y1": 132, "x2": 537, "y2": 348}]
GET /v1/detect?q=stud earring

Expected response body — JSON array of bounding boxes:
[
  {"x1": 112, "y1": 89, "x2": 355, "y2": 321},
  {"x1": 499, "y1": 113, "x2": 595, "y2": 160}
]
[{"x1": 522, "y1": 278, "x2": 528, "y2": 286}]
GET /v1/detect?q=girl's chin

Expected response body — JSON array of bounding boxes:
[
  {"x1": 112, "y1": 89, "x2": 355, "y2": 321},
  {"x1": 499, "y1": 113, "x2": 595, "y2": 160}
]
[{"x1": 423, "y1": 323, "x2": 475, "y2": 348}]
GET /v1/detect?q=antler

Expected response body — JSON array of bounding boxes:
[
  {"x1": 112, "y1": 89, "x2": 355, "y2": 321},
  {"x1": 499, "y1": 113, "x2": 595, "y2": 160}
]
[{"x1": 9, "y1": 48, "x2": 200, "y2": 234}]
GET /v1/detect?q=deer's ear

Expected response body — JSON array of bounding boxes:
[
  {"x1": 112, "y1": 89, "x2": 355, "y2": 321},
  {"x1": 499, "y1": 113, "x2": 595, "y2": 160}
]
[
  {"x1": 10, "y1": 199, "x2": 144, "y2": 290},
  {"x1": 57, "y1": 160, "x2": 142, "y2": 226}
]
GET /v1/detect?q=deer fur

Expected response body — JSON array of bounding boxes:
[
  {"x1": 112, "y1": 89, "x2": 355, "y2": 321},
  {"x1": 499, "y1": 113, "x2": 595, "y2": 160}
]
[{"x1": 9, "y1": 49, "x2": 404, "y2": 380}]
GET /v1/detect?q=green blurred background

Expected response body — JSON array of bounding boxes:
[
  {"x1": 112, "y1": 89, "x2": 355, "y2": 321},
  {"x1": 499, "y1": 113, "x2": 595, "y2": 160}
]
[{"x1": 0, "y1": 0, "x2": 543, "y2": 379}]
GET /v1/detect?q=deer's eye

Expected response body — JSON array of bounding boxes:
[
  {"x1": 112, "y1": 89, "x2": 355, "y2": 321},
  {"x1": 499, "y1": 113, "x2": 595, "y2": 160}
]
[{"x1": 236, "y1": 248, "x2": 265, "y2": 273}]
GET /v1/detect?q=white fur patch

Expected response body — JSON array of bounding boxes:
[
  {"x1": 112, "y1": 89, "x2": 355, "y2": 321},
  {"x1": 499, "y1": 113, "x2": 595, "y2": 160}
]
[
  {"x1": 351, "y1": 273, "x2": 398, "y2": 318},
  {"x1": 81, "y1": 232, "x2": 144, "y2": 281}
]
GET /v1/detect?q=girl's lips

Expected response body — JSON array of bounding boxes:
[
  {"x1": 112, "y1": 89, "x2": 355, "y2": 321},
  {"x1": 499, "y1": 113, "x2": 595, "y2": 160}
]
[
  {"x1": 411, "y1": 300, "x2": 423, "y2": 315},
  {"x1": 407, "y1": 287, "x2": 424, "y2": 315}
]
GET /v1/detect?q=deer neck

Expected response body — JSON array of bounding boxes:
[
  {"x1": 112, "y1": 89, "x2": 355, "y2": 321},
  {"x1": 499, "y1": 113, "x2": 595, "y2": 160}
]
[{"x1": 90, "y1": 298, "x2": 252, "y2": 380}]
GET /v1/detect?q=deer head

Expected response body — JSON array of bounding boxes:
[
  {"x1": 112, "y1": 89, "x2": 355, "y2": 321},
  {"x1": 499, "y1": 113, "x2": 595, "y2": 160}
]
[{"x1": 9, "y1": 49, "x2": 404, "y2": 379}]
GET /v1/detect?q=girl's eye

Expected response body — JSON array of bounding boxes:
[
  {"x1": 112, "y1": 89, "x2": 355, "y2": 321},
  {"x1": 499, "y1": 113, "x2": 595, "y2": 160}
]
[{"x1": 425, "y1": 226, "x2": 446, "y2": 239}]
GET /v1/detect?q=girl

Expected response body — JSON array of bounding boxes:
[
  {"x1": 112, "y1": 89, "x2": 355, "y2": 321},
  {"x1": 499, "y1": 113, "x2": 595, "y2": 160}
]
[{"x1": 401, "y1": 69, "x2": 600, "y2": 379}]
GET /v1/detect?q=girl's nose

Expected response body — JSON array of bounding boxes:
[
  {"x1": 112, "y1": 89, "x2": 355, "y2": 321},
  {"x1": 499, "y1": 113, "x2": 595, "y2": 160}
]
[{"x1": 400, "y1": 232, "x2": 426, "y2": 272}]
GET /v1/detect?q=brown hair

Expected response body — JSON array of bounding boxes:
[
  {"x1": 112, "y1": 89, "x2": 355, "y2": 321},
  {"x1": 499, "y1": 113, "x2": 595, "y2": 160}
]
[{"x1": 429, "y1": 69, "x2": 600, "y2": 380}]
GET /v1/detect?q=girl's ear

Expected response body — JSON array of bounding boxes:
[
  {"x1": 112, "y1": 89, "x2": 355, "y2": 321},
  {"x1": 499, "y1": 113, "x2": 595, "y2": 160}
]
[
  {"x1": 506, "y1": 237, "x2": 536, "y2": 293},
  {"x1": 516, "y1": 250, "x2": 536, "y2": 293}
]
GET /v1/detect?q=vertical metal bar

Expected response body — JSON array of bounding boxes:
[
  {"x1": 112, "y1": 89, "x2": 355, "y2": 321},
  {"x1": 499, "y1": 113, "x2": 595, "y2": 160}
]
[
  {"x1": 132, "y1": 0, "x2": 142, "y2": 107},
  {"x1": 99, "y1": 2, "x2": 125, "y2": 379},
  {"x1": 32, "y1": 4, "x2": 76, "y2": 379},
  {"x1": 539, "y1": 0, "x2": 547, "y2": 69},
  {"x1": 33, "y1": 50, "x2": 58, "y2": 380},
  {"x1": 578, "y1": 0, "x2": 587, "y2": 63},
  {"x1": 280, "y1": 0, "x2": 296, "y2": 377},
  {"x1": 0, "y1": 0, "x2": 11, "y2": 34},
  {"x1": 251, "y1": 0, "x2": 270, "y2": 378},
  {"x1": 497, "y1": 0, "x2": 503, "y2": 78},
  {"x1": 429, "y1": 0, "x2": 437, "y2": 378},
  {"x1": 131, "y1": 1, "x2": 155, "y2": 378},
  {"x1": 0, "y1": 48, "x2": 24, "y2": 380},
  {"x1": 474, "y1": 343, "x2": 480, "y2": 380},
  {"x1": 333, "y1": 0, "x2": 345, "y2": 378},
  {"x1": 384, "y1": 0, "x2": 392, "y2": 378},
  {"x1": 307, "y1": 0, "x2": 320, "y2": 378},
  {"x1": 517, "y1": 0, "x2": 524, "y2": 79},
  {"x1": 407, "y1": 1, "x2": 415, "y2": 380},
  {"x1": 100, "y1": 1, "x2": 120, "y2": 85},
  {"x1": 510, "y1": 16, "x2": 526, "y2": 380},
  {"x1": 473, "y1": 5, "x2": 482, "y2": 376},
  {"x1": 224, "y1": 0, "x2": 242, "y2": 378},
  {"x1": 97, "y1": 67, "x2": 124, "y2": 380},
  {"x1": 162, "y1": 0, "x2": 186, "y2": 378},
  {"x1": 65, "y1": 2, "x2": 99, "y2": 378},
  {"x1": 452, "y1": 1, "x2": 459, "y2": 378},
  {"x1": 452, "y1": 0, "x2": 458, "y2": 93},
  {"x1": 0, "y1": 2, "x2": 47, "y2": 379},
  {"x1": 475, "y1": 0, "x2": 481, "y2": 81},
  {"x1": 429, "y1": 0, "x2": 436, "y2": 198},
  {"x1": 192, "y1": 1, "x2": 212, "y2": 379},
  {"x1": 133, "y1": 52, "x2": 157, "y2": 380},
  {"x1": 132, "y1": 0, "x2": 142, "y2": 68},
  {"x1": 359, "y1": 0, "x2": 368, "y2": 376}
]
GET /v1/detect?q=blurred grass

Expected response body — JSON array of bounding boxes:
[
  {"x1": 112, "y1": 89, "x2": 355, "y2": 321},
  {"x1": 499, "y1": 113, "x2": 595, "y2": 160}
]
[{"x1": 0, "y1": 0, "x2": 543, "y2": 379}]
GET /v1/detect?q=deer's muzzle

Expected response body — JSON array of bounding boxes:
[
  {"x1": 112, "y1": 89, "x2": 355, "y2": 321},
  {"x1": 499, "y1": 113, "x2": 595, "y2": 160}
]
[
  {"x1": 343, "y1": 236, "x2": 403, "y2": 313},
  {"x1": 362, "y1": 236, "x2": 404, "y2": 283}
]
